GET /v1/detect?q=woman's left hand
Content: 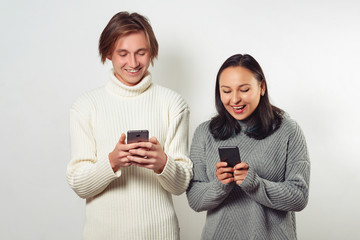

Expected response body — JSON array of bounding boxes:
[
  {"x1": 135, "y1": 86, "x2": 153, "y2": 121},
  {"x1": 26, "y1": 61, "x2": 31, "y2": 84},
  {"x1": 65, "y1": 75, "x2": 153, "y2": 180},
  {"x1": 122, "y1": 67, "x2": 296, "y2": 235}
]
[
  {"x1": 127, "y1": 137, "x2": 167, "y2": 174},
  {"x1": 233, "y1": 162, "x2": 249, "y2": 185}
]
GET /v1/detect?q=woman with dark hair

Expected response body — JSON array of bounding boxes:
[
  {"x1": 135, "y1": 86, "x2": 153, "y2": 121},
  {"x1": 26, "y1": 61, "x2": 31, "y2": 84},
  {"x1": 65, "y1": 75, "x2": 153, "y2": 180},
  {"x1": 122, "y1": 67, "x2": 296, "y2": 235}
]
[{"x1": 186, "y1": 54, "x2": 310, "y2": 239}]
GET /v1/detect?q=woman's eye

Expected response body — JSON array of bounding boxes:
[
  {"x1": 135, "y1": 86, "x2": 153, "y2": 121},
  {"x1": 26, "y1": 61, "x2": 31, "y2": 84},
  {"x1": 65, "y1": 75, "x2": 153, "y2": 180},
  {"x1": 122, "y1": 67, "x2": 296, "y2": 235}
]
[
  {"x1": 241, "y1": 89, "x2": 249, "y2": 93},
  {"x1": 222, "y1": 90, "x2": 231, "y2": 94}
]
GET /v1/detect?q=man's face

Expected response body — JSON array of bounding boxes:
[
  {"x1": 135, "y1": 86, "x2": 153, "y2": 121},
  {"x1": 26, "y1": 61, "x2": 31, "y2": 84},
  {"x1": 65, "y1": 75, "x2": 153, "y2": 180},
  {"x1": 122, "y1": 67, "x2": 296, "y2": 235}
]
[{"x1": 108, "y1": 31, "x2": 151, "y2": 86}]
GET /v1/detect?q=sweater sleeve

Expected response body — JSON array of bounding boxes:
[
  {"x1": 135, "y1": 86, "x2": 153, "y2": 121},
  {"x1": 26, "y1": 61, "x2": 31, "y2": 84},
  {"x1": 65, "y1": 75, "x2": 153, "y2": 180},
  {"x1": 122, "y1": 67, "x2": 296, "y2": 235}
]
[
  {"x1": 186, "y1": 124, "x2": 235, "y2": 212},
  {"x1": 156, "y1": 97, "x2": 193, "y2": 195},
  {"x1": 66, "y1": 96, "x2": 120, "y2": 199},
  {"x1": 240, "y1": 121, "x2": 310, "y2": 212}
]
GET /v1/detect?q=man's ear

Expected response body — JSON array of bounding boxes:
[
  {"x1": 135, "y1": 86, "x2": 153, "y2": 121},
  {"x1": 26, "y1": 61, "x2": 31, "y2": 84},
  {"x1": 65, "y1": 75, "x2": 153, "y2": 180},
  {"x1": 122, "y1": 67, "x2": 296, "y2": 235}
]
[{"x1": 107, "y1": 56, "x2": 112, "y2": 61}]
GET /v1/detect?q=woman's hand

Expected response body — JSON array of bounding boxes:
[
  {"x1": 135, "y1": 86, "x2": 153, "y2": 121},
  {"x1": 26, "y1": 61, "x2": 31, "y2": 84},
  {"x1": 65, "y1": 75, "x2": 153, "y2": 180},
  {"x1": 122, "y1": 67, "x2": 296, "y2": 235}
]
[
  {"x1": 127, "y1": 137, "x2": 167, "y2": 174},
  {"x1": 233, "y1": 162, "x2": 249, "y2": 185},
  {"x1": 216, "y1": 162, "x2": 234, "y2": 184}
]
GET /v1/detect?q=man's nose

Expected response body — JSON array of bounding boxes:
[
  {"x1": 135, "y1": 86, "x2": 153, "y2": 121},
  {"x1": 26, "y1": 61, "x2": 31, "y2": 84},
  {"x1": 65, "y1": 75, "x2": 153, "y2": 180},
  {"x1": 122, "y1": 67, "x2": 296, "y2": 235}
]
[{"x1": 128, "y1": 54, "x2": 138, "y2": 67}]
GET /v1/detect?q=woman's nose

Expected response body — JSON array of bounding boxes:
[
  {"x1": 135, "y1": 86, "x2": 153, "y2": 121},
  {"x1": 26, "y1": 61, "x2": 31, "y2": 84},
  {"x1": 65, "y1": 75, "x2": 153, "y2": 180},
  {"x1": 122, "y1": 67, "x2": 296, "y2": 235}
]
[{"x1": 231, "y1": 92, "x2": 241, "y2": 104}]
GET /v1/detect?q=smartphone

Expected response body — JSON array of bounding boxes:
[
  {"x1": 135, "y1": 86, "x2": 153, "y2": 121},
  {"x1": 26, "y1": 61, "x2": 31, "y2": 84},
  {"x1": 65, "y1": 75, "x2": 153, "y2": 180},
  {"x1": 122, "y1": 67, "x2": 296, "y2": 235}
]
[
  {"x1": 218, "y1": 146, "x2": 241, "y2": 168},
  {"x1": 127, "y1": 130, "x2": 149, "y2": 144}
]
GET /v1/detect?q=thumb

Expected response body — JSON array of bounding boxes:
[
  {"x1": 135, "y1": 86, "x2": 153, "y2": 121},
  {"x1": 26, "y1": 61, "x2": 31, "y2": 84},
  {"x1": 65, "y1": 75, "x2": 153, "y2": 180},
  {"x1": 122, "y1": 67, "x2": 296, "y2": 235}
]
[{"x1": 119, "y1": 133, "x2": 126, "y2": 144}]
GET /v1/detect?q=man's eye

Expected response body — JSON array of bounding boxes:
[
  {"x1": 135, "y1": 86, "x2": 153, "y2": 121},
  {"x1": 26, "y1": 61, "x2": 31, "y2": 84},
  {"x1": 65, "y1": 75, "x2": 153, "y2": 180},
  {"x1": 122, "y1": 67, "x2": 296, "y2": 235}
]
[
  {"x1": 118, "y1": 51, "x2": 127, "y2": 57},
  {"x1": 138, "y1": 52, "x2": 145, "y2": 56}
]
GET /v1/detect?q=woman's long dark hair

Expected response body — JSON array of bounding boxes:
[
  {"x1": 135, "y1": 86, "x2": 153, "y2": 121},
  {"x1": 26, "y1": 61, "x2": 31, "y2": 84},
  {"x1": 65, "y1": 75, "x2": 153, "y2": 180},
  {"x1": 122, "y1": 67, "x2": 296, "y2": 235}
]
[{"x1": 210, "y1": 54, "x2": 284, "y2": 140}]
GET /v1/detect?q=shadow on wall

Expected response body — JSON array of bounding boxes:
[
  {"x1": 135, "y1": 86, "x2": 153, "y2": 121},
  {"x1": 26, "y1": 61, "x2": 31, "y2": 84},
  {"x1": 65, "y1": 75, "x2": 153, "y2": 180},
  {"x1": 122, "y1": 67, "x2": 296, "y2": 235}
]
[
  {"x1": 150, "y1": 49, "x2": 207, "y2": 240},
  {"x1": 151, "y1": 51, "x2": 190, "y2": 101}
]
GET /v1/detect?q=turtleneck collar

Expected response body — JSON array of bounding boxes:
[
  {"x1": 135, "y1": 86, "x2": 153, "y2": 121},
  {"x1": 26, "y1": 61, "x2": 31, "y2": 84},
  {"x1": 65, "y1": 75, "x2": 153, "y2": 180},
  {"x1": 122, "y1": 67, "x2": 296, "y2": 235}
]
[
  {"x1": 237, "y1": 119, "x2": 250, "y2": 130},
  {"x1": 105, "y1": 69, "x2": 153, "y2": 97}
]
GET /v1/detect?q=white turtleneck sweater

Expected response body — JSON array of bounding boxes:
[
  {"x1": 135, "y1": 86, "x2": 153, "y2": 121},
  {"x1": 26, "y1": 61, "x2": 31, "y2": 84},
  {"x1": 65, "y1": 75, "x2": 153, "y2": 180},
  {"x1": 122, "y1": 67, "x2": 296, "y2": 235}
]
[{"x1": 67, "y1": 70, "x2": 193, "y2": 240}]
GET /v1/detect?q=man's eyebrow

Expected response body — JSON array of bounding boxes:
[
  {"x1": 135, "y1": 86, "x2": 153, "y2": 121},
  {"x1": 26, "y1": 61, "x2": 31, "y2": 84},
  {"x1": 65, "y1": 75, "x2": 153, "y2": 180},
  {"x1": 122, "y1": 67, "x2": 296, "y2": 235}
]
[
  {"x1": 116, "y1": 48, "x2": 148, "y2": 53},
  {"x1": 116, "y1": 49, "x2": 127, "y2": 53}
]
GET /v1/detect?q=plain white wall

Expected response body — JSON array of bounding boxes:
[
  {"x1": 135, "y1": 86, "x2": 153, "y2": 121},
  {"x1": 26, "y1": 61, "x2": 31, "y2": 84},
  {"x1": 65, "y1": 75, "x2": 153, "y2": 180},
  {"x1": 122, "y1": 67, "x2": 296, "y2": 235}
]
[{"x1": 1, "y1": 0, "x2": 359, "y2": 239}]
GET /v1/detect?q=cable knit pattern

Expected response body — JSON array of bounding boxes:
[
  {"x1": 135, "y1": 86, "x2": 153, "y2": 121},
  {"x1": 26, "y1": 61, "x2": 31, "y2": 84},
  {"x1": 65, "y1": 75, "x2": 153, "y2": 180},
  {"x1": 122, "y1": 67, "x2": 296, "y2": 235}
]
[
  {"x1": 67, "y1": 70, "x2": 193, "y2": 240},
  {"x1": 186, "y1": 117, "x2": 310, "y2": 240}
]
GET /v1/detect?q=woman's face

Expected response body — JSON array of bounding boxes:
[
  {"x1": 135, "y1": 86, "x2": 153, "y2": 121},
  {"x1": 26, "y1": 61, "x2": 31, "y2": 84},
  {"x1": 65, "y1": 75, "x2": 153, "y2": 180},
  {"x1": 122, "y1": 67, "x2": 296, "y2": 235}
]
[{"x1": 219, "y1": 66, "x2": 265, "y2": 121}]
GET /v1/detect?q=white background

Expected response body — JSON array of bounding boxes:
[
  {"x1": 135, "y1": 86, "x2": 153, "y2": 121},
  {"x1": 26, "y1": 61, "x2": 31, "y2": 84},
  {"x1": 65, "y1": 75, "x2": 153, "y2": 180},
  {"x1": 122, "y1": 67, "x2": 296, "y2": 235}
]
[{"x1": 1, "y1": 0, "x2": 359, "y2": 239}]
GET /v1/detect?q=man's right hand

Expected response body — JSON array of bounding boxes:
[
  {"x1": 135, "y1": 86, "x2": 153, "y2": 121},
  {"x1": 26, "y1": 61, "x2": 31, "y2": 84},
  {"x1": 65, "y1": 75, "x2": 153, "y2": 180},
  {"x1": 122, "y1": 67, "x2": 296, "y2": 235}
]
[{"x1": 108, "y1": 133, "x2": 133, "y2": 172}]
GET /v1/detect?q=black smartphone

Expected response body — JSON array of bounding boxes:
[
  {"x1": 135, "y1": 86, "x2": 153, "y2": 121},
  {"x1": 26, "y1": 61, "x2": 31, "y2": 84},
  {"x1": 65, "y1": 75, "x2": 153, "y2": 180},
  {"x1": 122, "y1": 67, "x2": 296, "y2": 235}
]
[
  {"x1": 218, "y1": 146, "x2": 241, "y2": 168},
  {"x1": 127, "y1": 130, "x2": 149, "y2": 144}
]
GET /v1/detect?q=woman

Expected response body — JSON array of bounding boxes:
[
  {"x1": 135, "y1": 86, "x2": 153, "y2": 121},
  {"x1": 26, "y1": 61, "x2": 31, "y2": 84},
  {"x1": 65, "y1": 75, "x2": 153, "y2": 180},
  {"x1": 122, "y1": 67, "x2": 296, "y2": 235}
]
[{"x1": 186, "y1": 54, "x2": 310, "y2": 239}]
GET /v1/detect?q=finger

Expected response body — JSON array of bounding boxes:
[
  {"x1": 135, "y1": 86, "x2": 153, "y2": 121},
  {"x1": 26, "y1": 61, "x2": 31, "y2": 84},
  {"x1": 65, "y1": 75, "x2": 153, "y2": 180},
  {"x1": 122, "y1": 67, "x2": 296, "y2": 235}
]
[
  {"x1": 118, "y1": 151, "x2": 132, "y2": 159},
  {"x1": 234, "y1": 169, "x2": 245, "y2": 174},
  {"x1": 119, "y1": 133, "x2": 126, "y2": 144},
  {"x1": 234, "y1": 170, "x2": 248, "y2": 178},
  {"x1": 233, "y1": 174, "x2": 245, "y2": 181},
  {"x1": 130, "y1": 161, "x2": 146, "y2": 168},
  {"x1": 120, "y1": 158, "x2": 133, "y2": 166},
  {"x1": 124, "y1": 142, "x2": 142, "y2": 151},
  {"x1": 117, "y1": 157, "x2": 133, "y2": 168},
  {"x1": 131, "y1": 137, "x2": 157, "y2": 149},
  {"x1": 132, "y1": 141, "x2": 154, "y2": 150},
  {"x1": 122, "y1": 162, "x2": 132, "y2": 167},
  {"x1": 149, "y1": 137, "x2": 158, "y2": 144},
  {"x1": 129, "y1": 158, "x2": 159, "y2": 171},
  {"x1": 127, "y1": 155, "x2": 151, "y2": 164},
  {"x1": 234, "y1": 162, "x2": 249, "y2": 170},
  {"x1": 220, "y1": 172, "x2": 234, "y2": 180},
  {"x1": 129, "y1": 148, "x2": 150, "y2": 158},
  {"x1": 216, "y1": 162, "x2": 228, "y2": 168},
  {"x1": 131, "y1": 162, "x2": 158, "y2": 171},
  {"x1": 219, "y1": 167, "x2": 234, "y2": 174},
  {"x1": 217, "y1": 172, "x2": 234, "y2": 183},
  {"x1": 221, "y1": 178, "x2": 234, "y2": 184}
]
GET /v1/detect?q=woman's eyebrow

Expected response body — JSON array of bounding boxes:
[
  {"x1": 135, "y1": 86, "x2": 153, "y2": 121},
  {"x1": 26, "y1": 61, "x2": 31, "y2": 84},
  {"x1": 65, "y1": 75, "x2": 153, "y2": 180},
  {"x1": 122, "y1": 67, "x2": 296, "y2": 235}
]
[{"x1": 220, "y1": 83, "x2": 250, "y2": 88}]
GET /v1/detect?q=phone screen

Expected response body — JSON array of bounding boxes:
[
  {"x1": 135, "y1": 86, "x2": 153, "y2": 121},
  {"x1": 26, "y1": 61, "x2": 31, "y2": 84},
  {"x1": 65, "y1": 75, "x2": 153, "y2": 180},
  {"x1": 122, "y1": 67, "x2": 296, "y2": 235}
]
[
  {"x1": 218, "y1": 146, "x2": 241, "y2": 168},
  {"x1": 127, "y1": 130, "x2": 149, "y2": 144}
]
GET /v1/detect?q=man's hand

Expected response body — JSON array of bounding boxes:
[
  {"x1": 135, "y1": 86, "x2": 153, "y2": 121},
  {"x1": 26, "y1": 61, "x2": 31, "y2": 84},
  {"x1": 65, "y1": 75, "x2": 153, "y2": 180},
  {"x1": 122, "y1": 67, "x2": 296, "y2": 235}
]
[
  {"x1": 127, "y1": 137, "x2": 167, "y2": 174},
  {"x1": 108, "y1": 133, "x2": 134, "y2": 172}
]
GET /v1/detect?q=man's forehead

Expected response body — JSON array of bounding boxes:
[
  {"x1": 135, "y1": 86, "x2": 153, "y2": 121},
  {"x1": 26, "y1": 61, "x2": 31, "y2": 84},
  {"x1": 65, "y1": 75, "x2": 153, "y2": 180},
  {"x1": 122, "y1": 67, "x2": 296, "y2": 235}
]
[{"x1": 114, "y1": 31, "x2": 149, "y2": 50}]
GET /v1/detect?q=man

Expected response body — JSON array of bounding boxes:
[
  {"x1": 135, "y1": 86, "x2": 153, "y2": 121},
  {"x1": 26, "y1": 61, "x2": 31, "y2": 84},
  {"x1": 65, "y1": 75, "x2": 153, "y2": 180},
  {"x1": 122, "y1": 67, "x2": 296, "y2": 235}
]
[{"x1": 67, "y1": 11, "x2": 193, "y2": 240}]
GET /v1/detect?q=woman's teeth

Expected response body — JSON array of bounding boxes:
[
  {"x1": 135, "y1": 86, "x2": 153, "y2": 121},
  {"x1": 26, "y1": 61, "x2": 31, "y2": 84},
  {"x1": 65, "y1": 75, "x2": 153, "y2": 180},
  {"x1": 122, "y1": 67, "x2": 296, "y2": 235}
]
[{"x1": 233, "y1": 106, "x2": 245, "y2": 110}]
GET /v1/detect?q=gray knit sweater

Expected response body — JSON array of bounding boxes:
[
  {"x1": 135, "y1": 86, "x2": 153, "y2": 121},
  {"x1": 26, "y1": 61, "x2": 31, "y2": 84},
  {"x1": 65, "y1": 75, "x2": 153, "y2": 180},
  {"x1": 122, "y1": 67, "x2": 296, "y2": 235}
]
[{"x1": 186, "y1": 117, "x2": 310, "y2": 240}]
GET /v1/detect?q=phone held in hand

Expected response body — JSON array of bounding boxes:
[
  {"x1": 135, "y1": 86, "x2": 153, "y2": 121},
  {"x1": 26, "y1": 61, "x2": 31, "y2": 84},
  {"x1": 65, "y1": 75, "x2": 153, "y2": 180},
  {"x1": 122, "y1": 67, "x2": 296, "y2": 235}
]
[
  {"x1": 218, "y1": 146, "x2": 241, "y2": 168},
  {"x1": 127, "y1": 130, "x2": 149, "y2": 144}
]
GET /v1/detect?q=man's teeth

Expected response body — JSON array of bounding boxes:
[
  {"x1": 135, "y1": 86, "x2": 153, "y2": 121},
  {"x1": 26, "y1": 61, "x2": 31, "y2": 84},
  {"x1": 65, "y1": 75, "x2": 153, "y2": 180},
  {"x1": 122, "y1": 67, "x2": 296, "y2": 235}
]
[
  {"x1": 233, "y1": 106, "x2": 245, "y2": 110},
  {"x1": 128, "y1": 69, "x2": 139, "y2": 73}
]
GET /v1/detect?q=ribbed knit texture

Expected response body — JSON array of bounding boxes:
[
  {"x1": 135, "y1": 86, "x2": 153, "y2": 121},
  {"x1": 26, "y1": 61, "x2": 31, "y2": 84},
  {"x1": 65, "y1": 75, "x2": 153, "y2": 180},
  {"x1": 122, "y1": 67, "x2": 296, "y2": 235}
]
[
  {"x1": 67, "y1": 70, "x2": 193, "y2": 240},
  {"x1": 186, "y1": 117, "x2": 310, "y2": 240}
]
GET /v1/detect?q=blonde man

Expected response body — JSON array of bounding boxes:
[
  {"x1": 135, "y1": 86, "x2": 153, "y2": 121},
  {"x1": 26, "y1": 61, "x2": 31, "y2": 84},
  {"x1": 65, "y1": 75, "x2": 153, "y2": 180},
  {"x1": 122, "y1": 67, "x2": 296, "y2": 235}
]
[{"x1": 67, "y1": 12, "x2": 192, "y2": 240}]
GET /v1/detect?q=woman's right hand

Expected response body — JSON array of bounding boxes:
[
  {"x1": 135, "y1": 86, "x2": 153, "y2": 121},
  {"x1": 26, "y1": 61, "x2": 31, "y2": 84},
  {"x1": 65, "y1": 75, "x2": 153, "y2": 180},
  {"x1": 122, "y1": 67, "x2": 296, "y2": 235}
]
[
  {"x1": 216, "y1": 162, "x2": 234, "y2": 184},
  {"x1": 108, "y1": 133, "x2": 133, "y2": 172}
]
